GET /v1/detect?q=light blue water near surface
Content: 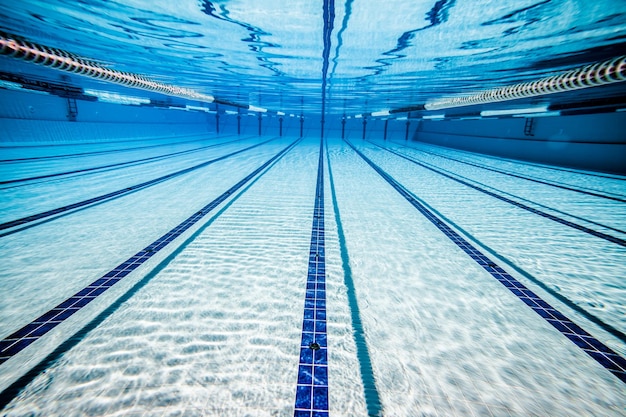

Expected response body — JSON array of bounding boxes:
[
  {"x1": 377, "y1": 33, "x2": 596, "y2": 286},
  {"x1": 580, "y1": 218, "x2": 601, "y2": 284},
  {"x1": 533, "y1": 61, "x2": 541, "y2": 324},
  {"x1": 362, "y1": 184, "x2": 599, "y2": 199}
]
[{"x1": 1, "y1": 0, "x2": 625, "y2": 114}]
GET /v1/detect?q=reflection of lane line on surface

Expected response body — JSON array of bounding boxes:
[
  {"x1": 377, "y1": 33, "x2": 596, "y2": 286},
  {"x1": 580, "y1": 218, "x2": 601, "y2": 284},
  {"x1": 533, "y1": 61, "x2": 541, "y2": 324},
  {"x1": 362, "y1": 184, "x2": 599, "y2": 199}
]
[
  {"x1": 346, "y1": 139, "x2": 626, "y2": 384},
  {"x1": 0, "y1": 138, "x2": 277, "y2": 236},
  {"x1": 0, "y1": 136, "x2": 247, "y2": 187},
  {"x1": 393, "y1": 138, "x2": 626, "y2": 181},
  {"x1": 326, "y1": 139, "x2": 383, "y2": 416},
  {"x1": 294, "y1": 138, "x2": 329, "y2": 416},
  {"x1": 0, "y1": 138, "x2": 300, "y2": 369},
  {"x1": 0, "y1": 134, "x2": 237, "y2": 163},
  {"x1": 367, "y1": 141, "x2": 626, "y2": 247},
  {"x1": 385, "y1": 139, "x2": 626, "y2": 201}
]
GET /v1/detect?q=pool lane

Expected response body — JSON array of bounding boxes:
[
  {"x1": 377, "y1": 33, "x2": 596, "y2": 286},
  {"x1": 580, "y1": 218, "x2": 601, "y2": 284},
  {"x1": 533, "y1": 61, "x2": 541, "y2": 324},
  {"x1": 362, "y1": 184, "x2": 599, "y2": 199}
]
[
  {"x1": 327, "y1": 138, "x2": 625, "y2": 416},
  {"x1": 0, "y1": 136, "x2": 254, "y2": 224},
  {"x1": 387, "y1": 140, "x2": 626, "y2": 202},
  {"x1": 0, "y1": 139, "x2": 299, "y2": 367},
  {"x1": 0, "y1": 136, "x2": 244, "y2": 186},
  {"x1": 0, "y1": 139, "x2": 286, "y2": 341},
  {"x1": 0, "y1": 133, "x2": 217, "y2": 163},
  {"x1": 367, "y1": 140, "x2": 625, "y2": 247},
  {"x1": 353, "y1": 140, "x2": 626, "y2": 346},
  {"x1": 347, "y1": 139, "x2": 625, "y2": 383},
  {"x1": 0, "y1": 138, "x2": 368, "y2": 416},
  {"x1": 379, "y1": 140, "x2": 626, "y2": 238},
  {"x1": 394, "y1": 138, "x2": 626, "y2": 193},
  {"x1": 0, "y1": 136, "x2": 269, "y2": 232}
]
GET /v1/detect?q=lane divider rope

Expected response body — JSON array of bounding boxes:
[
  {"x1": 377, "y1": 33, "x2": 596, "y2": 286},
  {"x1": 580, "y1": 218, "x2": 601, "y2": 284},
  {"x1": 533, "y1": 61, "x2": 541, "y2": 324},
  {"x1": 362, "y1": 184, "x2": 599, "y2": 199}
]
[
  {"x1": 424, "y1": 56, "x2": 626, "y2": 110},
  {"x1": 0, "y1": 33, "x2": 215, "y2": 103}
]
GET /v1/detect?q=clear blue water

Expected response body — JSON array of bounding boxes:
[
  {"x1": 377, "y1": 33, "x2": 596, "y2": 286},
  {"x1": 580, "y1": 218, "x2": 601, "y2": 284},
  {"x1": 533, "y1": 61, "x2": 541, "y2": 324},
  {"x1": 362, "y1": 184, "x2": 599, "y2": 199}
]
[
  {"x1": 0, "y1": 1, "x2": 625, "y2": 416},
  {"x1": 1, "y1": 0, "x2": 625, "y2": 114}
]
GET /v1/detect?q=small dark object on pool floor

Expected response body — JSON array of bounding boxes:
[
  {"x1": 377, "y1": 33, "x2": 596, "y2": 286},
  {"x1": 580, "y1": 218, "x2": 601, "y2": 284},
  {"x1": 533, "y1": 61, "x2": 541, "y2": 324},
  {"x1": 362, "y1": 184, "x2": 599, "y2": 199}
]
[{"x1": 309, "y1": 342, "x2": 321, "y2": 350}]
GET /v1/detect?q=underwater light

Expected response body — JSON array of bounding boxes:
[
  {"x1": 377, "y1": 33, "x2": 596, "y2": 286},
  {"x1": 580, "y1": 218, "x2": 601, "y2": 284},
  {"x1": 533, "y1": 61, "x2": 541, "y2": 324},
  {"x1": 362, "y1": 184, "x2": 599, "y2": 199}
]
[
  {"x1": 371, "y1": 110, "x2": 390, "y2": 117},
  {"x1": 186, "y1": 105, "x2": 211, "y2": 112},
  {"x1": 480, "y1": 105, "x2": 548, "y2": 117},
  {"x1": 0, "y1": 34, "x2": 215, "y2": 103},
  {"x1": 248, "y1": 105, "x2": 267, "y2": 113},
  {"x1": 425, "y1": 55, "x2": 626, "y2": 111},
  {"x1": 512, "y1": 111, "x2": 560, "y2": 118},
  {"x1": 84, "y1": 89, "x2": 150, "y2": 105}
]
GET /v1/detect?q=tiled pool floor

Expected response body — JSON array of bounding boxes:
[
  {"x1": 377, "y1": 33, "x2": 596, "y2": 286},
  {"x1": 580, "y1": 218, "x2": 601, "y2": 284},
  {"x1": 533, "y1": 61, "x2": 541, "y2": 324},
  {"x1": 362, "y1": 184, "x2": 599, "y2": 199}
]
[{"x1": 0, "y1": 135, "x2": 624, "y2": 416}]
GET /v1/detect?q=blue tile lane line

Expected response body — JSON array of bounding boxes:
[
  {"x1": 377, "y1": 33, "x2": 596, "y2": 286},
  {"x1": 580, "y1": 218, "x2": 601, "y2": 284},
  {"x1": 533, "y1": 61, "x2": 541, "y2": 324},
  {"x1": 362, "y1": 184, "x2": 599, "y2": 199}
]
[
  {"x1": 372, "y1": 142, "x2": 626, "y2": 344},
  {"x1": 294, "y1": 139, "x2": 329, "y2": 417},
  {"x1": 0, "y1": 137, "x2": 277, "y2": 234},
  {"x1": 0, "y1": 137, "x2": 246, "y2": 186},
  {"x1": 391, "y1": 141, "x2": 626, "y2": 203},
  {"x1": 0, "y1": 134, "x2": 228, "y2": 163},
  {"x1": 368, "y1": 141, "x2": 626, "y2": 248},
  {"x1": 0, "y1": 139, "x2": 300, "y2": 365},
  {"x1": 346, "y1": 139, "x2": 626, "y2": 384}
]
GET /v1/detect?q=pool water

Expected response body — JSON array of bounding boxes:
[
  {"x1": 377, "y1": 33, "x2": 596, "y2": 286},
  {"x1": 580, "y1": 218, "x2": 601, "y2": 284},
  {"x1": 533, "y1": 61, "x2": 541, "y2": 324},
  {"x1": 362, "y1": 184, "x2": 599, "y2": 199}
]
[
  {"x1": 0, "y1": 0, "x2": 625, "y2": 416},
  {"x1": 0, "y1": 135, "x2": 624, "y2": 416}
]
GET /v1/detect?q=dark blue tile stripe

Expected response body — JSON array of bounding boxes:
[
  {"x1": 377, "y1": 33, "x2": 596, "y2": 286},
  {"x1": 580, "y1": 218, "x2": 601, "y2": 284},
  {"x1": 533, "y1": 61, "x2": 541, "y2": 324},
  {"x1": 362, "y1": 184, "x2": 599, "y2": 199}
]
[
  {"x1": 347, "y1": 139, "x2": 626, "y2": 384},
  {"x1": 0, "y1": 138, "x2": 277, "y2": 233},
  {"x1": 294, "y1": 139, "x2": 329, "y2": 417},
  {"x1": 368, "y1": 141, "x2": 626, "y2": 248},
  {"x1": 393, "y1": 142, "x2": 626, "y2": 203},
  {"x1": 373, "y1": 143, "x2": 626, "y2": 344},
  {"x1": 0, "y1": 137, "x2": 245, "y2": 186},
  {"x1": 0, "y1": 139, "x2": 300, "y2": 365}
]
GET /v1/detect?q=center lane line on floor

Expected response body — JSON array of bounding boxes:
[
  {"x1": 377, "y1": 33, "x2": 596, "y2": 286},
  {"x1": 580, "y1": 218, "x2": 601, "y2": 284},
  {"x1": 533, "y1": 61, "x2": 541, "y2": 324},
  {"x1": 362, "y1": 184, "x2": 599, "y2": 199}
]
[{"x1": 294, "y1": 138, "x2": 329, "y2": 417}]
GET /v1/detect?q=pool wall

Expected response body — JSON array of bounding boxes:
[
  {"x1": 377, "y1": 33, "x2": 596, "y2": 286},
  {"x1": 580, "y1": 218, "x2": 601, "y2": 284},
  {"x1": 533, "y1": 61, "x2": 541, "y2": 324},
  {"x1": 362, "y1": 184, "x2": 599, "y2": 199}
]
[
  {"x1": 2, "y1": 78, "x2": 624, "y2": 175},
  {"x1": 0, "y1": 88, "x2": 416, "y2": 143},
  {"x1": 0, "y1": 89, "x2": 213, "y2": 143},
  {"x1": 412, "y1": 112, "x2": 626, "y2": 174}
]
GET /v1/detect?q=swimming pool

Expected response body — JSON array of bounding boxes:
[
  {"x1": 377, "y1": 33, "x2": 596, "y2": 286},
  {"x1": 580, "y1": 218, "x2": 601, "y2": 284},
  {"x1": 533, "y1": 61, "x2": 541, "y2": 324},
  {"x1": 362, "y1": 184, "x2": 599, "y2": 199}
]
[{"x1": 1, "y1": 1, "x2": 625, "y2": 416}]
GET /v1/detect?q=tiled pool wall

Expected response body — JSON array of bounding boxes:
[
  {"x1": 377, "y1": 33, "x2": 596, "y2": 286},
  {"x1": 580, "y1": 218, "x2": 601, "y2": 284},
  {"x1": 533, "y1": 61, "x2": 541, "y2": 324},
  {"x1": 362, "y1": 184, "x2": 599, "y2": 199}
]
[
  {"x1": 413, "y1": 112, "x2": 626, "y2": 174},
  {"x1": 0, "y1": 88, "x2": 411, "y2": 143},
  {"x1": 2, "y1": 83, "x2": 625, "y2": 175}
]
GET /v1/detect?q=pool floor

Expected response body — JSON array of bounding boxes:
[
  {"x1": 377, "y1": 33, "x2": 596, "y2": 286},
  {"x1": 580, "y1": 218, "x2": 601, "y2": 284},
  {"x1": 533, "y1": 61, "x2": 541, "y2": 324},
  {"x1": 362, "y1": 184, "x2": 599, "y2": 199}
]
[{"x1": 0, "y1": 135, "x2": 624, "y2": 416}]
